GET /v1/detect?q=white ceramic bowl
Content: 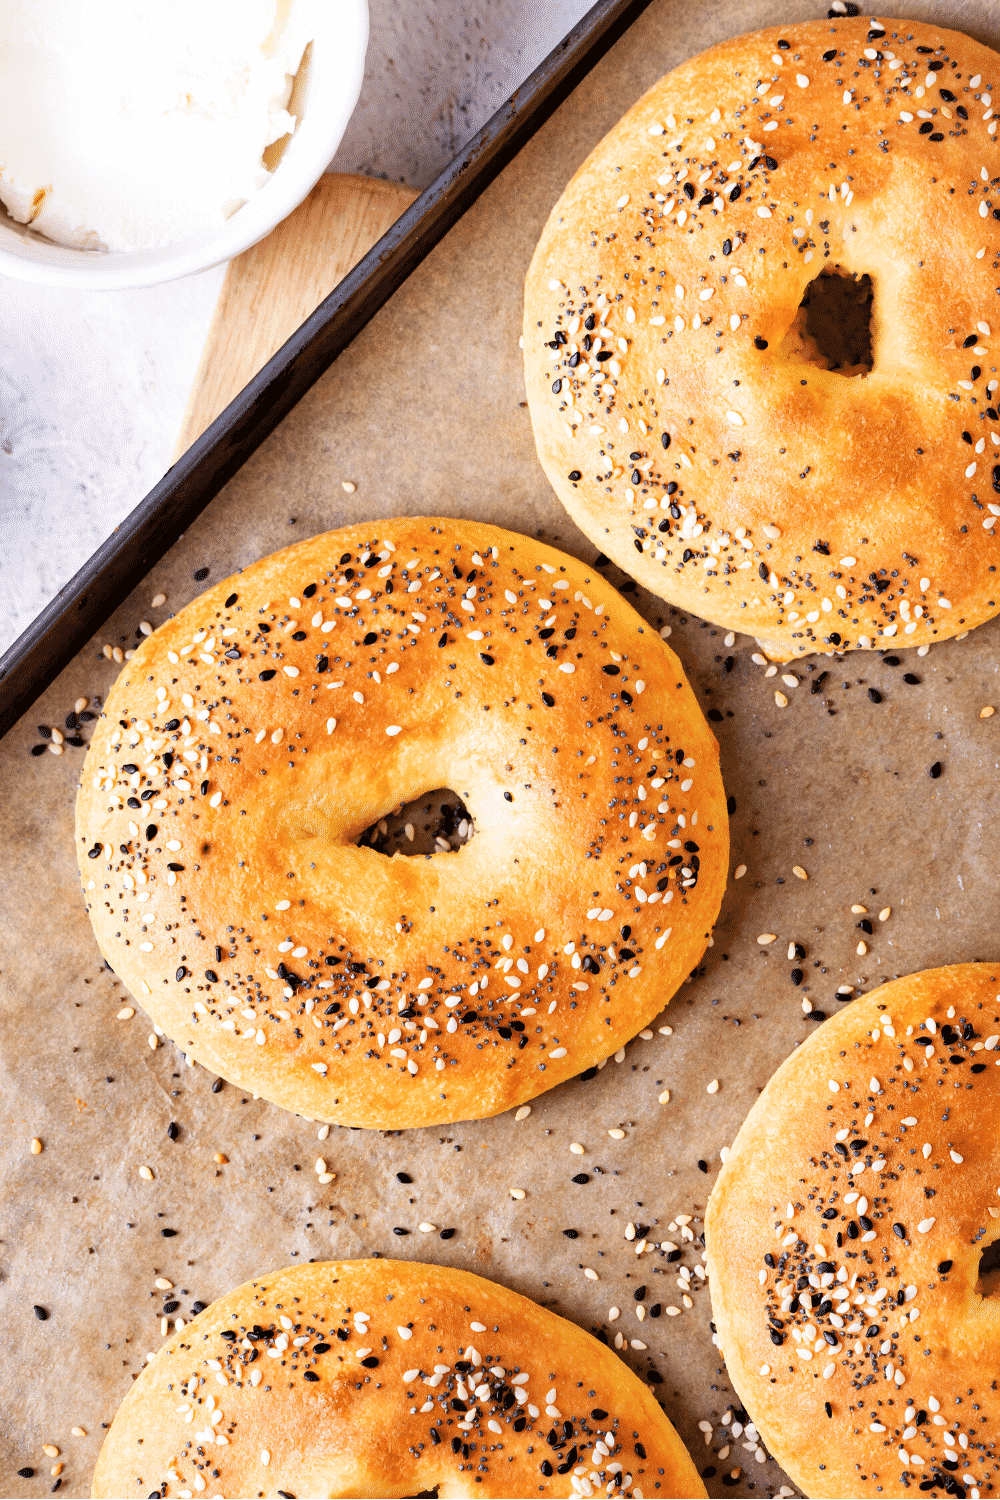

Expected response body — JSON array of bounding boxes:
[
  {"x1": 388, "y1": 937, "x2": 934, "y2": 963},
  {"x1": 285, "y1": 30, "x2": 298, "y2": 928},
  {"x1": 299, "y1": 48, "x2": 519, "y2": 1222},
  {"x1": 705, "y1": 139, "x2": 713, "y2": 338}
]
[{"x1": 0, "y1": 0, "x2": 369, "y2": 291}]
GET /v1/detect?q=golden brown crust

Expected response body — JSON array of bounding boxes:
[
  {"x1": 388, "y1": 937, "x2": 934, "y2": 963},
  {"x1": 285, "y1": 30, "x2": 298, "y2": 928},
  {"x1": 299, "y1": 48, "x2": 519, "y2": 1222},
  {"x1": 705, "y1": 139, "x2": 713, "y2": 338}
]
[
  {"x1": 705, "y1": 964, "x2": 1000, "y2": 1498},
  {"x1": 75, "y1": 518, "x2": 727, "y2": 1128},
  {"x1": 91, "y1": 1257, "x2": 707, "y2": 1499},
  {"x1": 524, "y1": 18, "x2": 1000, "y2": 660}
]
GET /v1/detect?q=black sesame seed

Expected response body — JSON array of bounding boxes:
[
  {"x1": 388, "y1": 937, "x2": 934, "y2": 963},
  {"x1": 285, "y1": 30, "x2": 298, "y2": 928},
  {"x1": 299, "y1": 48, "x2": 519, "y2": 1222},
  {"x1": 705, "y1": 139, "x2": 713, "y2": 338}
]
[
  {"x1": 204, "y1": 969, "x2": 218, "y2": 983},
  {"x1": 193, "y1": 567, "x2": 209, "y2": 581},
  {"x1": 571, "y1": 1173, "x2": 590, "y2": 1184},
  {"x1": 930, "y1": 761, "x2": 942, "y2": 778},
  {"x1": 167, "y1": 1122, "x2": 179, "y2": 1140},
  {"x1": 33, "y1": 1305, "x2": 48, "y2": 1320},
  {"x1": 360, "y1": 1355, "x2": 379, "y2": 1368},
  {"x1": 439, "y1": 1227, "x2": 456, "y2": 1240},
  {"x1": 396, "y1": 1172, "x2": 412, "y2": 1184},
  {"x1": 562, "y1": 1229, "x2": 579, "y2": 1239},
  {"x1": 259, "y1": 669, "x2": 276, "y2": 681},
  {"x1": 17, "y1": 1469, "x2": 35, "y2": 1479},
  {"x1": 363, "y1": 632, "x2": 377, "y2": 646},
  {"x1": 160, "y1": 1228, "x2": 177, "y2": 1237},
  {"x1": 754, "y1": 335, "x2": 768, "y2": 350},
  {"x1": 303, "y1": 1370, "x2": 320, "y2": 1382},
  {"x1": 225, "y1": 593, "x2": 238, "y2": 607},
  {"x1": 568, "y1": 470, "x2": 582, "y2": 482},
  {"x1": 392, "y1": 1227, "x2": 409, "y2": 1236},
  {"x1": 938, "y1": 1259, "x2": 953, "y2": 1274}
]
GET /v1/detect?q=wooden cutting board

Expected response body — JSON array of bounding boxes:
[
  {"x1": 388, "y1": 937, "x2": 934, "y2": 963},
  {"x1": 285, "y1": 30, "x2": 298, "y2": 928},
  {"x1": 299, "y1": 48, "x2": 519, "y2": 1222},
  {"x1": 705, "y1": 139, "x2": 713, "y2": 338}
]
[{"x1": 173, "y1": 172, "x2": 417, "y2": 459}]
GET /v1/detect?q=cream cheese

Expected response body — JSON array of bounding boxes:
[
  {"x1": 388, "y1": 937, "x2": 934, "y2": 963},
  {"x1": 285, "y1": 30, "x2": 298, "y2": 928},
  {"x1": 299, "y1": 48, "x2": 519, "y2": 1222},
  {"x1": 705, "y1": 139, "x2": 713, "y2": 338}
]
[{"x1": 0, "y1": 0, "x2": 317, "y2": 251}]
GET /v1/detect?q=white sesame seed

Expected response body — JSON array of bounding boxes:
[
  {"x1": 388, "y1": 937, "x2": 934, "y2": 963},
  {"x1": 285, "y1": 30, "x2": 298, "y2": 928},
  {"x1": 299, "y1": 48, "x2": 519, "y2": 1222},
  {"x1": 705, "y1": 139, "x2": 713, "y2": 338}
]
[{"x1": 707, "y1": 1079, "x2": 720, "y2": 1094}]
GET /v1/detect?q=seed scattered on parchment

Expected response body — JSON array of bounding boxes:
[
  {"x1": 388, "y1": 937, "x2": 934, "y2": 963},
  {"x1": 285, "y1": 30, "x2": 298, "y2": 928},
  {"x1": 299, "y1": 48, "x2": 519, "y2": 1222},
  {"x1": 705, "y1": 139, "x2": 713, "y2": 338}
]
[
  {"x1": 42, "y1": 1446, "x2": 59, "y2": 1458},
  {"x1": 514, "y1": 1105, "x2": 531, "y2": 1121},
  {"x1": 138, "y1": 1166, "x2": 154, "y2": 1181},
  {"x1": 30, "y1": 1138, "x2": 42, "y2": 1155},
  {"x1": 509, "y1": 1187, "x2": 526, "y2": 1200},
  {"x1": 658, "y1": 1089, "x2": 671, "y2": 1104},
  {"x1": 851, "y1": 903, "x2": 868, "y2": 914},
  {"x1": 419, "y1": 1222, "x2": 436, "y2": 1233},
  {"x1": 981, "y1": 705, "x2": 995, "y2": 718},
  {"x1": 757, "y1": 933, "x2": 777, "y2": 945},
  {"x1": 608, "y1": 1128, "x2": 625, "y2": 1139},
  {"x1": 341, "y1": 480, "x2": 357, "y2": 493},
  {"x1": 50, "y1": 1464, "x2": 63, "y2": 1475},
  {"x1": 70, "y1": 1428, "x2": 86, "y2": 1438},
  {"x1": 879, "y1": 907, "x2": 891, "y2": 921},
  {"x1": 584, "y1": 1267, "x2": 599, "y2": 1281},
  {"x1": 857, "y1": 940, "x2": 868, "y2": 956},
  {"x1": 774, "y1": 690, "x2": 788, "y2": 707},
  {"x1": 116, "y1": 1006, "x2": 134, "y2": 1020},
  {"x1": 74, "y1": 697, "x2": 89, "y2": 713},
  {"x1": 792, "y1": 865, "x2": 808, "y2": 880},
  {"x1": 214, "y1": 1152, "x2": 228, "y2": 1165},
  {"x1": 139, "y1": 621, "x2": 153, "y2": 636},
  {"x1": 150, "y1": 592, "x2": 166, "y2": 608},
  {"x1": 734, "y1": 864, "x2": 747, "y2": 879},
  {"x1": 569, "y1": 1142, "x2": 585, "y2": 1155},
  {"x1": 154, "y1": 1278, "x2": 173, "y2": 1291},
  {"x1": 707, "y1": 1079, "x2": 720, "y2": 1094}
]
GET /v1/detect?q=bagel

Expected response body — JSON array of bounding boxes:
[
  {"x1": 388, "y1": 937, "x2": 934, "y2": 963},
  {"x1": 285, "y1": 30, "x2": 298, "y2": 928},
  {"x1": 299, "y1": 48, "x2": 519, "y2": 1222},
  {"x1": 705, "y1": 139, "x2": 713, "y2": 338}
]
[
  {"x1": 705, "y1": 963, "x2": 1000, "y2": 1499},
  {"x1": 75, "y1": 518, "x2": 727, "y2": 1129},
  {"x1": 91, "y1": 1258, "x2": 707, "y2": 1499},
  {"x1": 524, "y1": 17, "x2": 1000, "y2": 661}
]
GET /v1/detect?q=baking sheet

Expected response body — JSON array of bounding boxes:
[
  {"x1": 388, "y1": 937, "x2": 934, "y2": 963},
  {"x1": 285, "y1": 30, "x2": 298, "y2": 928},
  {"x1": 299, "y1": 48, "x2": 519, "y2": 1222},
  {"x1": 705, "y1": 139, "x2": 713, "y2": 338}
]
[{"x1": 4, "y1": 1, "x2": 1000, "y2": 1496}]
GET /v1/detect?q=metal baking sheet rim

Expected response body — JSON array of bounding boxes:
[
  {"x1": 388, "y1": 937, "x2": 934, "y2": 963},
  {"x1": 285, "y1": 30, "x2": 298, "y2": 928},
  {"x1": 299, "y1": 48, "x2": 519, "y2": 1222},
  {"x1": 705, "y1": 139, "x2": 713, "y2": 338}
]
[{"x1": 0, "y1": 0, "x2": 656, "y2": 741}]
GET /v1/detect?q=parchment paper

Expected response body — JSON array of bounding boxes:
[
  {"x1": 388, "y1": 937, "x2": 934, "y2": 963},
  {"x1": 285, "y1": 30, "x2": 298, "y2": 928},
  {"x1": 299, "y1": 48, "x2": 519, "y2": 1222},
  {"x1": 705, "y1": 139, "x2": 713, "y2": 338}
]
[{"x1": 4, "y1": 3, "x2": 1000, "y2": 1496}]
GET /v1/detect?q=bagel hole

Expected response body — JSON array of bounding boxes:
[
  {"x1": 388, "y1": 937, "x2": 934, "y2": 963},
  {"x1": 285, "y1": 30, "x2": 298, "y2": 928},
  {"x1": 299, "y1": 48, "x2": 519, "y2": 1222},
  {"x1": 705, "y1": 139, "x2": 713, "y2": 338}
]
[
  {"x1": 357, "y1": 789, "x2": 473, "y2": 857},
  {"x1": 977, "y1": 1236, "x2": 1000, "y2": 1299},
  {"x1": 780, "y1": 268, "x2": 874, "y2": 375}
]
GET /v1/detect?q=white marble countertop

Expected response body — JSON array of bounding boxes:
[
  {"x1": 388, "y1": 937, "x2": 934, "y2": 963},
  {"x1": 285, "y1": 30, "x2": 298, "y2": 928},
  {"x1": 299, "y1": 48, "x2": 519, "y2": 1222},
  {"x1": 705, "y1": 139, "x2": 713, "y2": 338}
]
[{"x1": 0, "y1": 0, "x2": 591, "y2": 654}]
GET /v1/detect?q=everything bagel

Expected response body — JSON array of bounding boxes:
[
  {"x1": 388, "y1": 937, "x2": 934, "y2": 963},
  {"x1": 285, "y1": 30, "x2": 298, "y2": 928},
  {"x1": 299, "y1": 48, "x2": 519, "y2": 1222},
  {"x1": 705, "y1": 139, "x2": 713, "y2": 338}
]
[
  {"x1": 75, "y1": 519, "x2": 727, "y2": 1129},
  {"x1": 705, "y1": 964, "x2": 1000, "y2": 1499},
  {"x1": 524, "y1": 17, "x2": 1000, "y2": 660},
  {"x1": 90, "y1": 1258, "x2": 707, "y2": 1499}
]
